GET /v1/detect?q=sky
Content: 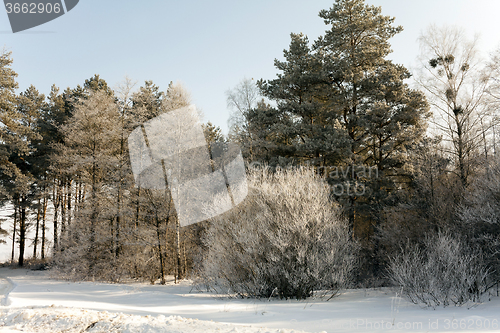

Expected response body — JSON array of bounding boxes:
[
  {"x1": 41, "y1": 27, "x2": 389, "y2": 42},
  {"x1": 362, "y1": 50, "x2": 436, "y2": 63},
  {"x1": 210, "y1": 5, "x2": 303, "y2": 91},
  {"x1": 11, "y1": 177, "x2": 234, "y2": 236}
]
[{"x1": 1, "y1": 0, "x2": 500, "y2": 134}]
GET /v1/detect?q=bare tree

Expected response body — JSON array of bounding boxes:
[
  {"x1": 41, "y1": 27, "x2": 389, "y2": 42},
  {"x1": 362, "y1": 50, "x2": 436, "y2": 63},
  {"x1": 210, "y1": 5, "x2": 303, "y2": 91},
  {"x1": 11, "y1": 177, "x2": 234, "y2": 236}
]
[
  {"x1": 487, "y1": 47, "x2": 500, "y2": 106},
  {"x1": 226, "y1": 78, "x2": 261, "y2": 160},
  {"x1": 416, "y1": 25, "x2": 495, "y2": 188},
  {"x1": 226, "y1": 78, "x2": 260, "y2": 131},
  {"x1": 486, "y1": 48, "x2": 500, "y2": 158}
]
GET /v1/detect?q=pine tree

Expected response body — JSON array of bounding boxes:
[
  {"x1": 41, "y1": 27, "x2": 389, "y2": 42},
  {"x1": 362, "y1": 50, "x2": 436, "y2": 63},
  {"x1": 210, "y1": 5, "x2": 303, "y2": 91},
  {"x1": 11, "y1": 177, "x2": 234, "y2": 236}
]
[
  {"x1": 0, "y1": 51, "x2": 18, "y2": 236},
  {"x1": 0, "y1": 51, "x2": 44, "y2": 266},
  {"x1": 59, "y1": 90, "x2": 121, "y2": 276},
  {"x1": 131, "y1": 80, "x2": 164, "y2": 123},
  {"x1": 255, "y1": 0, "x2": 429, "y2": 234},
  {"x1": 38, "y1": 85, "x2": 68, "y2": 255},
  {"x1": 203, "y1": 121, "x2": 225, "y2": 145},
  {"x1": 163, "y1": 81, "x2": 191, "y2": 112},
  {"x1": 0, "y1": 50, "x2": 21, "y2": 179},
  {"x1": 84, "y1": 74, "x2": 114, "y2": 97},
  {"x1": 16, "y1": 85, "x2": 46, "y2": 263},
  {"x1": 316, "y1": 0, "x2": 429, "y2": 241}
]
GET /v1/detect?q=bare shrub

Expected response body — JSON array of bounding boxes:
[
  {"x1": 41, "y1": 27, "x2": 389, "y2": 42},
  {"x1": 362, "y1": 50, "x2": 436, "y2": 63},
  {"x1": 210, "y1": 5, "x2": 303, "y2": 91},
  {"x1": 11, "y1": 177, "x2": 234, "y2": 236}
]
[
  {"x1": 198, "y1": 166, "x2": 358, "y2": 299},
  {"x1": 388, "y1": 233, "x2": 490, "y2": 308},
  {"x1": 460, "y1": 160, "x2": 500, "y2": 287}
]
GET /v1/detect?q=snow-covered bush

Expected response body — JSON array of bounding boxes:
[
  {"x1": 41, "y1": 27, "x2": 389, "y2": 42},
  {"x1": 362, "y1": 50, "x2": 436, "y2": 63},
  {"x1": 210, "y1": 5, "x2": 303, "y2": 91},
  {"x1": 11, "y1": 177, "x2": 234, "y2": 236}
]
[
  {"x1": 388, "y1": 233, "x2": 490, "y2": 308},
  {"x1": 460, "y1": 160, "x2": 500, "y2": 287},
  {"x1": 198, "y1": 166, "x2": 357, "y2": 299}
]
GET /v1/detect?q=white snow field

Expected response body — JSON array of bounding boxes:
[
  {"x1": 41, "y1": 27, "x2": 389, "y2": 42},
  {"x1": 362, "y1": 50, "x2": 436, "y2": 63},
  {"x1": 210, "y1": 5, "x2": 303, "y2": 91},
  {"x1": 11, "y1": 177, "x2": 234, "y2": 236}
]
[{"x1": 0, "y1": 267, "x2": 499, "y2": 333}]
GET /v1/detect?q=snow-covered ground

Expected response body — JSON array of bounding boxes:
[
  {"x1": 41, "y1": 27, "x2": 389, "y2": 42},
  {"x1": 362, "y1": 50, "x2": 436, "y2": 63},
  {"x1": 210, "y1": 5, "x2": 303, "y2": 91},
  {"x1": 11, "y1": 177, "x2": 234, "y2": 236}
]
[{"x1": 0, "y1": 267, "x2": 499, "y2": 332}]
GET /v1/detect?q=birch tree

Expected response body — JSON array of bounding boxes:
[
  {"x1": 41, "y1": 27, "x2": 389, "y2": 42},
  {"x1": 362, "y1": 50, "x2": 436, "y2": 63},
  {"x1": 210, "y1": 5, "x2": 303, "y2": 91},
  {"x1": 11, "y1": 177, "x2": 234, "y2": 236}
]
[
  {"x1": 226, "y1": 78, "x2": 261, "y2": 159},
  {"x1": 417, "y1": 25, "x2": 494, "y2": 188}
]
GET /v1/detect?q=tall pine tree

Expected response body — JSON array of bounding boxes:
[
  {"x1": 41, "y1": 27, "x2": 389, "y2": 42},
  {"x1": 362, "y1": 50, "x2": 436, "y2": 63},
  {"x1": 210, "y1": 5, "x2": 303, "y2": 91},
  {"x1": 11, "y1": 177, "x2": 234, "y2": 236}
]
[
  {"x1": 0, "y1": 51, "x2": 44, "y2": 266},
  {"x1": 255, "y1": 0, "x2": 429, "y2": 249}
]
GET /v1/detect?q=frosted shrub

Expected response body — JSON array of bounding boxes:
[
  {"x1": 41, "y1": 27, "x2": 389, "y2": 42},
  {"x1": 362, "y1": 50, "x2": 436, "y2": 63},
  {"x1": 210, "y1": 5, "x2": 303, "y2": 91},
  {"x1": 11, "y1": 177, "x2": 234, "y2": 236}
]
[
  {"x1": 460, "y1": 160, "x2": 500, "y2": 287},
  {"x1": 389, "y1": 233, "x2": 490, "y2": 308},
  {"x1": 198, "y1": 166, "x2": 357, "y2": 299}
]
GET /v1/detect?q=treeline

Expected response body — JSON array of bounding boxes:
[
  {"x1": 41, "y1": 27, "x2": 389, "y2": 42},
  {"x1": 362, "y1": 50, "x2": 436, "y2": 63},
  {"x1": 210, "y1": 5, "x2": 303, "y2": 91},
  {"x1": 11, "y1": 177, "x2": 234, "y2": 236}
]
[
  {"x1": 0, "y1": 63, "x2": 224, "y2": 281},
  {"x1": 223, "y1": 0, "x2": 500, "y2": 304},
  {"x1": 0, "y1": 0, "x2": 500, "y2": 306}
]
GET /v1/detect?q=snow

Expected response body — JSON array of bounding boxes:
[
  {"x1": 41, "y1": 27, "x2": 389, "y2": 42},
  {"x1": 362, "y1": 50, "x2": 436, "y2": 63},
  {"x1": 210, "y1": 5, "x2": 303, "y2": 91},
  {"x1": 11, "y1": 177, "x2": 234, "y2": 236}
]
[
  {"x1": 0, "y1": 307, "x2": 307, "y2": 333},
  {"x1": 0, "y1": 267, "x2": 499, "y2": 333}
]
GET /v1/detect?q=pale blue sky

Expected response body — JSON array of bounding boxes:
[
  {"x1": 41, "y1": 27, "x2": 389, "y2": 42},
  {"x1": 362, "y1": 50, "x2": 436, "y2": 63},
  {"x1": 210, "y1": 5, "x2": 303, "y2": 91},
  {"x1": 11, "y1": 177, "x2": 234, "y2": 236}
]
[{"x1": 1, "y1": 0, "x2": 500, "y2": 133}]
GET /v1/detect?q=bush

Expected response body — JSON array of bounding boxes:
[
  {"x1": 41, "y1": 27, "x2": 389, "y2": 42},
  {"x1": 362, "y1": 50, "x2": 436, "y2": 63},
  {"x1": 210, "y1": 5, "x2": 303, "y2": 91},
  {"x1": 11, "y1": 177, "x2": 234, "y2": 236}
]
[
  {"x1": 388, "y1": 233, "x2": 490, "y2": 308},
  {"x1": 198, "y1": 166, "x2": 357, "y2": 299},
  {"x1": 460, "y1": 160, "x2": 500, "y2": 287}
]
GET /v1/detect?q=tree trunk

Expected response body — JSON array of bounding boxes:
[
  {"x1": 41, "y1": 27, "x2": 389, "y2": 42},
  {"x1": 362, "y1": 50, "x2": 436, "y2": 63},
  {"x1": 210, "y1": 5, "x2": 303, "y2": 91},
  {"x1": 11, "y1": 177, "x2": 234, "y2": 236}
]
[
  {"x1": 53, "y1": 180, "x2": 61, "y2": 252},
  {"x1": 455, "y1": 114, "x2": 467, "y2": 188},
  {"x1": 115, "y1": 183, "x2": 121, "y2": 257},
  {"x1": 115, "y1": 120, "x2": 126, "y2": 257},
  {"x1": 348, "y1": 196, "x2": 355, "y2": 234},
  {"x1": 41, "y1": 195, "x2": 47, "y2": 260},
  {"x1": 33, "y1": 198, "x2": 41, "y2": 259},
  {"x1": 175, "y1": 218, "x2": 182, "y2": 282},
  {"x1": 88, "y1": 157, "x2": 97, "y2": 275},
  {"x1": 67, "y1": 180, "x2": 72, "y2": 227},
  {"x1": 11, "y1": 203, "x2": 17, "y2": 262},
  {"x1": 18, "y1": 196, "x2": 27, "y2": 267},
  {"x1": 135, "y1": 187, "x2": 141, "y2": 228},
  {"x1": 183, "y1": 236, "x2": 188, "y2": 278},
  {"x1": 61, "y1": 181, "x2": 67, "y2": 235},
  {"x1": 155, "y1": 211, "x2": 166, "y2": 285},
  {"x1": 77, "y1": 181, "x2": 82, "y2": 207}
]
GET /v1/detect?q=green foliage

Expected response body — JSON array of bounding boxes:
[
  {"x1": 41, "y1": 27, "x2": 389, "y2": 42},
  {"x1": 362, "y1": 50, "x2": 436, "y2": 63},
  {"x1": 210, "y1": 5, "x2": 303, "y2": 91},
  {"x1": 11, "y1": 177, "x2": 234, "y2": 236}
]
[
  {"x1": 0, "y1": 50, "x2": 21, "y2": 179},
  {"x1": 0, "y1": 51, "x2": 47, "y2": 265},
  {"x1": 84, "y1": 74, "x2": 114, "y2": 97},
  {"x1": 202, "y1": 121, "x2": 225, "y2": 145},
  {"x1": 251, "y1": 0, "x2": 430, "y2": 233},
  {"x1": 131, "y1": 81, "x2": 164, "y2": 122}
]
